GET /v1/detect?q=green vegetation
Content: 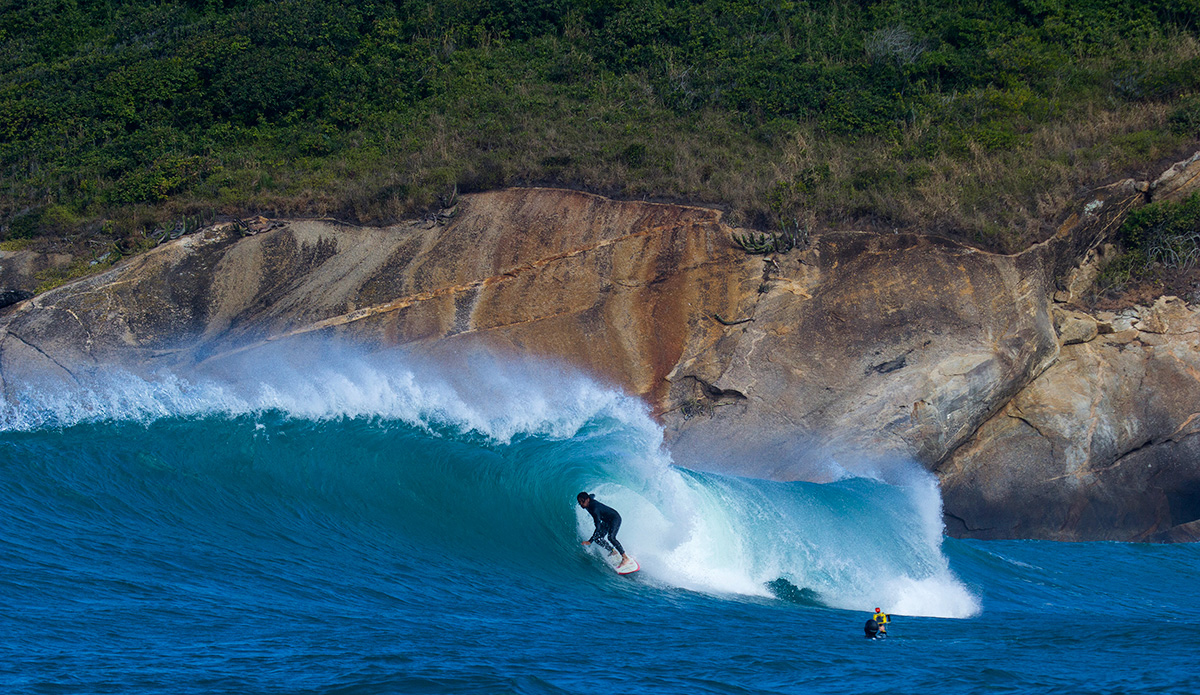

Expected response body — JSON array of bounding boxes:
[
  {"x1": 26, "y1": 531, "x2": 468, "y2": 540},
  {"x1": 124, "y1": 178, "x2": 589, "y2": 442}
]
[
  {"x1": 2, "y1": 0, "x2": 1199, "y2": 253},
  {"x1": 732, "y1": 221, "x2": 808, "y2": 254},
  {"x1": 1098, "y1": 191, "x2": 1200, "y2": 290}
]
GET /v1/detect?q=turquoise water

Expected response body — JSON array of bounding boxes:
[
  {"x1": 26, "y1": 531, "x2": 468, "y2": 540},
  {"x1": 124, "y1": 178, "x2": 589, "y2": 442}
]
[{"x1": 1, "y1": 345, "x2": 1196, "y2": 694}]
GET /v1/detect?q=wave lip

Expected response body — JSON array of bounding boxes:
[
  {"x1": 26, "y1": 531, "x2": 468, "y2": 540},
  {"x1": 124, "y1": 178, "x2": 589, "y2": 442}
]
[{"x1": 0, "y1": 345, "x2": 648, "y2": 446}]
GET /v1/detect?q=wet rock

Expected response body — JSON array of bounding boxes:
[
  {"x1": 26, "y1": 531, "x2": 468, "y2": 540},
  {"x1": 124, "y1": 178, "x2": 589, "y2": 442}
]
[{"x1": 0, "y1": 289, "x2": 33, "y2": 309}]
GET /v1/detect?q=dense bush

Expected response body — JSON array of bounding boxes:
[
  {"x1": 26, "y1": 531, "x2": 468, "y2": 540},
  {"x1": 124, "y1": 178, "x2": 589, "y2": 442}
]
[
  {"x1": 1124, "y1": 192, "x2": 1200, "y2": 262},
  {"x1": 1099, "y1": 192, "x2": 1200, "y2": 289},
  {"x1": 1, "y1": 0, "x2": 1199, "y2": 248}
]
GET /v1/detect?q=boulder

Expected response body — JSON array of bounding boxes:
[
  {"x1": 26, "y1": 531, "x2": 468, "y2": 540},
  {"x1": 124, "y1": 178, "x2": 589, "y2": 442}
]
[
  {"x1": 1135, "y1": 296, "x2": 1195, "y2": 334},
  {"x1": 1151, "y1": 150, "x2": 1200, "y2": 202},
  {"x1": 1052, "y1": 307, "x2": 1098, "y2": 345},
  {"x1": 0, "y1": 248, "x2": 72, "y2": 293}
]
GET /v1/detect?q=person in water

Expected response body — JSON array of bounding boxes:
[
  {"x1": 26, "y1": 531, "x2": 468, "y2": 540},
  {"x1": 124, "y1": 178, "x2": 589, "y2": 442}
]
[
  {"x1": 577, "y1": 491, "x2": 632, "y2": 568},
  {"x1": 871, "y1": 607, "x2": 890, "y2": 636},
  {"x1": 864, "y1": 616, "x2": 880, "y2": 639}
]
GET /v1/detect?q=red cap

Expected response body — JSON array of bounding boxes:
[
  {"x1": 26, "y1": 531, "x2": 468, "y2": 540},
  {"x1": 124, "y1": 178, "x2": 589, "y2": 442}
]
[{"x1": 874, "y1": 607, "x2": 881, "y2": 612}]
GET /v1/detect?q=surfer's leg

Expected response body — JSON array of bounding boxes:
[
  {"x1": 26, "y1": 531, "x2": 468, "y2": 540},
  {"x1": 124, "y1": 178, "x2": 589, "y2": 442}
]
[
  {"x1": 593, "y1": 523, "x2": 615, "y2": 552},
  {"x1": 607, "y1": 518, "x2": 625, "y2": 556}
]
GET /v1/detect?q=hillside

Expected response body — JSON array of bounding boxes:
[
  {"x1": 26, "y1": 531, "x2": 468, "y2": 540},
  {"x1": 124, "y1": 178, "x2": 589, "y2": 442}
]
[{"x1": 3, "y1": 0, "x2": 1199, "y2": 272}]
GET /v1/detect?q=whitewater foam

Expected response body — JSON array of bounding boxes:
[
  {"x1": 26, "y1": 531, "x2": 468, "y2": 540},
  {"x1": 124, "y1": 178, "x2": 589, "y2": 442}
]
[
  {"x1": 0, "y1": 343, "x2": 650, "y2": 446},
  {"x1": 579, "y1": 468, "x2": 980, "y2": 618}
]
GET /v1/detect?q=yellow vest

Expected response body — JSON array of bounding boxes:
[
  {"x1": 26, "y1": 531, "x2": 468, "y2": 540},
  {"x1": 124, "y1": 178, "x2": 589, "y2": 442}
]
[{"x1": 873, "y1": 612, "x2": 889, "y2": 624}]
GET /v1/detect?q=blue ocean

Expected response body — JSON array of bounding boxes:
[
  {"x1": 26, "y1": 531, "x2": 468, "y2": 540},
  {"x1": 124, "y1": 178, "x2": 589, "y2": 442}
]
[{"x1": 2, "y1": 344, "x2": 1196, "y2": 694}]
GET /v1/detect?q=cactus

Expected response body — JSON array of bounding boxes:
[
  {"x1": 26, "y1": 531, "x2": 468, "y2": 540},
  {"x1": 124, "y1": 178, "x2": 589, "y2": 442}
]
[
  {"x1": 778, "y1": 217, "x2": 809, "y2": 251},
  {"x1": 732, "y1": 231, "x2": 778, "y2": 254},
  {"x1": 731, "y1": 220, "x2": 809, "y2": 255}
]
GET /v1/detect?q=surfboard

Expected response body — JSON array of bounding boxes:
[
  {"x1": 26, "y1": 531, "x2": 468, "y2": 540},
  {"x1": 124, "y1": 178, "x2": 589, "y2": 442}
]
[{"x1": 602, "y1": 552, "x2": 639, "y2": 575}]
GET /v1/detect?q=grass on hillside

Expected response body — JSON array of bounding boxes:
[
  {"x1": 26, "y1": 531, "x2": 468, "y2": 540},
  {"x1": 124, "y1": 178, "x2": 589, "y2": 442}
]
[{"x1": 1, "y1": 0, "x2": 1199, "y2": 257}]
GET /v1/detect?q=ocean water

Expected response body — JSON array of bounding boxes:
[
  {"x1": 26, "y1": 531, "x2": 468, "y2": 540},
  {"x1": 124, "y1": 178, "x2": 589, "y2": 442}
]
[{"x1": 1, "y1": 344, "x2": 1196, "y2": 694}]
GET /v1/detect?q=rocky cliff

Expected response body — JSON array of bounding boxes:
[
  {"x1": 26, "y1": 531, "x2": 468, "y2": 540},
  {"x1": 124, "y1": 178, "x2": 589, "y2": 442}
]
[
  {"x1": 940, "y1": 297, "x2": 1200, "y2": 542},
  {"x1": 1, "y1": 152, "x2": 1199, "y2": 542}
]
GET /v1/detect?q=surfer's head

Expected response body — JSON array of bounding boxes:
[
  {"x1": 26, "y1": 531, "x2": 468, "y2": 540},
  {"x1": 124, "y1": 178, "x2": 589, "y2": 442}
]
[
  {"x1": 874, "y1": 608, "x2": 881, "y2": 613},
  {"x1": 576, "y1": 492, "x2": 590, "y2": 507}
]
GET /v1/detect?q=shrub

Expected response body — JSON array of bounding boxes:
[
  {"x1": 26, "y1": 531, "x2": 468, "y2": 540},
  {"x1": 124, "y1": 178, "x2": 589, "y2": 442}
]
[
  {"x1": 107, "y1": 157, "x2": 206, "y2": 205},
  {"x1": 1103, "y1": 193, "x2": 1200, "y2": 288},
  {"x1": 1121, "y1": 194, "x2": 1200, "y2": 256},
  {"x1": 4, "y1": 208, "x2": 45, "y2": 241},
  {"x1": 1096, "y1": 250, "x2": 1146, "y2": 291},
  {"x1": 1168, "y1": 96, "x2": 1200, "y2": 136}
]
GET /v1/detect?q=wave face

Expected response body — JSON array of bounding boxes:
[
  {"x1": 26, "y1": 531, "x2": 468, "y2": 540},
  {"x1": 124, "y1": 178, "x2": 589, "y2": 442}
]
[
  {"x1": 7, "y1": 342, "x2": 1194, "y2": 694},
  {"x1": 1, "y1": 342, "x2": 977, "y2": 618}
]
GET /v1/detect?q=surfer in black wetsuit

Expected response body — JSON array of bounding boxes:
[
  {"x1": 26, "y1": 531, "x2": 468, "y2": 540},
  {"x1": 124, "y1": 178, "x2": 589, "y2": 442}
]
[{"x1": 577, "y1": 491, "x2": 632, "y2": 569}]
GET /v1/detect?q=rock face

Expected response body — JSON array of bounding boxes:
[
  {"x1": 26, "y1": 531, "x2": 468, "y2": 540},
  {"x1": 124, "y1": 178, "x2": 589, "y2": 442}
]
[
  {"x1": 1, "y1": 149, "x2": 1199, "y2": 542},
  {"x1": 0, "y1": 189, "x2": 753, "y2": 410},
  {"x1": 940, "y1": 297, "x2": 1200, "y2": 542},
  {"x1": 660, "y1": 232, "x2": 1060, "y2": 481},
  {"x1": 0, "y1": 189, "x2": 1064, "y2": 476}
]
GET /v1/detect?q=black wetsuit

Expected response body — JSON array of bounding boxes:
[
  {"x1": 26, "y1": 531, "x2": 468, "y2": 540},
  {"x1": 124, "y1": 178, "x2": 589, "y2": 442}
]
[
  {"x1": 864, "y1": 618, "x2": 880, "y2": 639},
  {"x1": 584, "y1": 494, "x2": 625, "y2": 555}
]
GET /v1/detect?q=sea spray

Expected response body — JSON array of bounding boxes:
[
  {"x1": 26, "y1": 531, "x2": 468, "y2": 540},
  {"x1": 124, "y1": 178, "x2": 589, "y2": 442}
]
[{"x1": 577, "y1": 465, "x2": 980, "y2": 617}]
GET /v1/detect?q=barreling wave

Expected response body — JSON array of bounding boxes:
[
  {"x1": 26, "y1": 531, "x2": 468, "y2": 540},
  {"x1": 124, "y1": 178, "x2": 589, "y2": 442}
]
[{"x1": 0, "y1": 340, "x2": 979, "y2": 619}]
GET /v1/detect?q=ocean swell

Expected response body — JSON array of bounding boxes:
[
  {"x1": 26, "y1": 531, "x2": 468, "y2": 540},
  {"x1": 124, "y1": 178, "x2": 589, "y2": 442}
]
[{"x1": 1, "y1": 340, "x2": 979, "y2": 618}]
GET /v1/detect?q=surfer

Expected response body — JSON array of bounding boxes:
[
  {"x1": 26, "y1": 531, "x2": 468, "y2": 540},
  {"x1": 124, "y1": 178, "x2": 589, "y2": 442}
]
[{"x1": 577, "y1": 491, "x2": 632, "y2": 569}]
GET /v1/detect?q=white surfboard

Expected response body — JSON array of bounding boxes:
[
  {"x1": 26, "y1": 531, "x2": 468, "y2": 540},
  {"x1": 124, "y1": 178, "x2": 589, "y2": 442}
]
[{"x1": 601, "y1": 552, "x2": 640, "y2": 575}]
